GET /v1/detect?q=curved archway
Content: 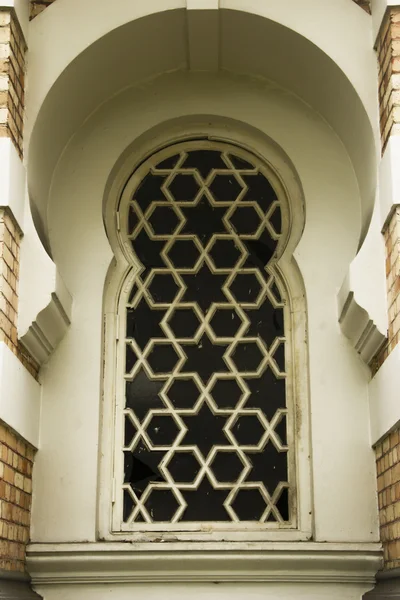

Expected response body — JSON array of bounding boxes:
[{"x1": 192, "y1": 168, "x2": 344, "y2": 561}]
[
  {"x1": 26, "y1": 2, "x2": 377, "y2": 255},
  {"x1": 100, "y1": 127, "x2": 311, "y2": 541}
]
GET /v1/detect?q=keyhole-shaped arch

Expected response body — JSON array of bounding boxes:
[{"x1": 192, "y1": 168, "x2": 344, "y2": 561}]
[{"x1": 100, "y1": 124, "x2": 311, "y2": 542}]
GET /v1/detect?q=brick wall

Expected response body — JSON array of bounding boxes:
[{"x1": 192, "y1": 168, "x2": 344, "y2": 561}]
[
  {"x1": 0, "y1": 209, "x2": 39, "y2": 379},
  {"x1": 0, "y1": 10, "x2": 26, "y2": 159},
  {"x1": 30, "y1": 0, "x2": 56, "y2": 20},
  {"x1": 376, "y1": 426, "x2": 400, "y2": 571},
  {"x1": 377, "y1": 8, "x2": 400, "y2": 153},
  {"x1": 371, "y1": 207, "x2": 400, "y2": 374},
  {"x1": 0, "y1": 421, "x2": 34, "y2": 573}
]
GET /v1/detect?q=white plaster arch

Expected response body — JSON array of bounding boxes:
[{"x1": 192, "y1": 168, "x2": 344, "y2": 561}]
[
  {"x1": 26, "y1": 0, "x2": 378, "y2": 255},
  {"x1": 98, "y1": 122, "x2": 311, "y2": 543},
  {"x1": 29, "y1": 72, "x2": 378, "y2": 550}
]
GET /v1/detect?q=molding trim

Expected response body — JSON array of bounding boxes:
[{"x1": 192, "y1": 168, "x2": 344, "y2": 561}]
[
  {"x1": 19, "y1": 273, "x2": 72, "y2": 366},
  {"x1": 364, "y1": 568, "x2": 400, "y2": 599},
  {"x1": 27, "y1": 542, "x2": 382, "y2": 585},
  {"x1": 338, "y1": 287, "x2": 386, "y2": 364}
]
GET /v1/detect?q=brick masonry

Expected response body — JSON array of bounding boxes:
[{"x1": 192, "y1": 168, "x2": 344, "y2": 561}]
[
  {"x1": 0, "y1": 9, "x2": 26, "y2": 159},
  {"x1": 0, "y1": 208, "x2": 39, "y2": 379},
  {"x1": 376, "y1": 426, "x2": 400, "y2": 571},
  {"x1": 371, "y1": 207, "x2": 400, "y2": 374},
  {"x1": 377, "y1": 7, "x2": 400, "y2": 153},
  {"x1": 0, "y1": 421, "x2": 35, "y2": 573}
]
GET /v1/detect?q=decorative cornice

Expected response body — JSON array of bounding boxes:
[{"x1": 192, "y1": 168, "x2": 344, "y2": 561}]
[
  {"x1": 338, "y1": 274, "x2": 386, "y2": 365},
  {"x1": 19, "y1": 272, "x2": 72, "y2": 366},
  {"x1": 27, "y1": 542, "x2": 382, "y2": 585}
]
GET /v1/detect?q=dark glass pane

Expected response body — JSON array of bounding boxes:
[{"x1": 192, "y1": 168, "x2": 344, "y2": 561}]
[
  {"x1": 167, "y1": 451, "x2": 201, "y2": 483},
  {"x1": 149, "y1": 205, "x2": 181, "y2": 236},
  {"x1": 210, "y1": 378, "x2": 243, "y2": 409},
  {"x1": 276, "y1": 487, "x2": 289, "y2": 521},
  {"x1": 144, "y1": 488, "x2": 180, "y2": 522},
  {"x1": 166, "y1": 378, "x2": 200, "y2": 410},
  {"x1": 148, "y1": 273, "x2": 181, "y2": 304},
  {"x1": 147, "y1": 344, "x2": 180, "y2": 374},
  {"x1": 231, "y1": 341, "x2": 264, "y2": 373},
  {"x1": 242, "y1": 173, "x2": 277, "y2": 213},
  {"x1": 145, "y1": 414, "x2": 181, "y2": 447},
  {"x1": 156, "y1": 154, "x2": 179, "y2": 169},
  {"x1": 180, "y1": 196, "x2": 226, "y2": 244},
  {"x1": 210, "y1": 308, "x2": 243, "y2": 338},
  {"x1": 209, "y1": 174, "x2": 243, "y2": 202},
  {"x1": 244, "y1": 368, "x2": 286, "y2": 420},
  {"x1": 181, "y1": 264, "x2": 227, "y2": 313},
  {"x1": 275, "y1": 414, "x2": 287, "y2": 446},
  {"x1": 243, "y1": 236, "x2": 276, "y2": 269},
  {"x1": 231, "y1": 488, "x2": 267, "y2": 521},
  {"x1": 230, "y1": 414, "x2": 265, "y2": 446},
  {"x1": 125, "y1": 370, "x2": 165, "y2": 421},
  {"x1": 168, "y1": 307, "x2": 201, "y2": 339},
  {"x1": 167, "y1": 239, "x2": 201, "y2": 268},
  {"x1": 180, "y1": 477, "x2": 230, "y2": 521},
  {"x1": 123, "y1": 489, "x2": 134, "y2": 521},
  {"x1": 125, "y1": 344, "x2": 137, "y2": 374},
  {"x1": 182, "y1": 150, "x2": 227, "y2": 179},
  {"x1": 270, "y1": 205, "x2": 282, "y2": 234},
  {"x1": 134, "y1": 173, "x2": 166, "y2": 213},
  {"x1": 131, "y1": 229, "x2": 165, "y2": 270},
  {"x1": 124, "y1": 440, "x2": 164, "y2": 492},
  {"x1": 229, "y1": 205, "x2": 261, "y2": 236},
  {"x1": 211, "y1": 451, "x2": 245, "y2": 483},
  {"x1": 124, "y1": 415, "x2": 137, "y2": 447},
  {"x1": 181, "y1": 403, "x2": 229, "y2": 457},
  {"x1": 168, "y1": 174, "x2": 200, "y2": 202},
  {"x1": 273, "y1": 342, "x2": 285, "y2": 373},
  {"x1": 244, "y1": 303, "x2": 284, "y2": 347},
  {"x1": 228, "y1": 155, "x2": 254, "y2": 170},
  {"x1": 180, "y1": 334, "x2": 229, "y2": 383},
  {"x1": 209, "y1": 238, "x2": 243, "y2": 269},
  {"x1": 229, "y1": 272, "x2": 262, "y2": 305},
  {"x1": 246, "y1": 442, "x2": 287, "y2": 493}
]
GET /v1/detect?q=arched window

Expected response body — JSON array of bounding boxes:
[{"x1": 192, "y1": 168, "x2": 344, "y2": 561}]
[{"x1": 101, "y1": 137, "x2": 310, "y2": 540}]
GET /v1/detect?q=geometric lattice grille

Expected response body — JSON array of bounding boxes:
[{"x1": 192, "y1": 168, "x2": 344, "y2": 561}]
[{"x1": 120, "y1": 144, "x2": 291, "y2": 525}]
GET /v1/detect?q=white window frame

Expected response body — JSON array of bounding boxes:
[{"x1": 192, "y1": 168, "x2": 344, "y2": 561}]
[{"x1": 98, "y1": 122, "x2": 312, "y2": 544}]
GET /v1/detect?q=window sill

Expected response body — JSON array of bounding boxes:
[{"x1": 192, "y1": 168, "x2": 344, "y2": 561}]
[{"x1": 27, "y1": 541, "x2": 382, "y2": 585}]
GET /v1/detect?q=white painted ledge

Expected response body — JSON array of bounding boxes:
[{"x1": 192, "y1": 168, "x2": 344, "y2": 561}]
[
  {"x1": 0, "y1": 341, "x2": 40, "y2": 448},
  {"x1": 27, "y1": 542, "x2": 382, "y2": 585},
  {"x1": 379, "y1": 136, "x2": 400, "y2": 230},
  {"x1": 0, "y1": 137, "x2": 26, "y2": 232},
  {"x1": 369, "y1": 344, "x2": 400, "y2": 445}
]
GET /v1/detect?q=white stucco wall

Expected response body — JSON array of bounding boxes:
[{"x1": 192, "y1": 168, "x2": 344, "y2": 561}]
[{"x1": 29, "y1": 71, "x2": 378, "y2": 549}]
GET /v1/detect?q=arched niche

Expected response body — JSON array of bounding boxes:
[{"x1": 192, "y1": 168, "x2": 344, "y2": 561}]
[
  {"x1": 29, "y1": 74, "x2": 377, "y2": 546},
  {"x1": 26, "y1": 2, "x2": 377, "y2": 256}
]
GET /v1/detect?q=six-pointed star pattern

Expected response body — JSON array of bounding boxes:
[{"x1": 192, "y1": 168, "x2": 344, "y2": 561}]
[{"x1": 121, "y1": 146, "x2": 290, "y2": 525}]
